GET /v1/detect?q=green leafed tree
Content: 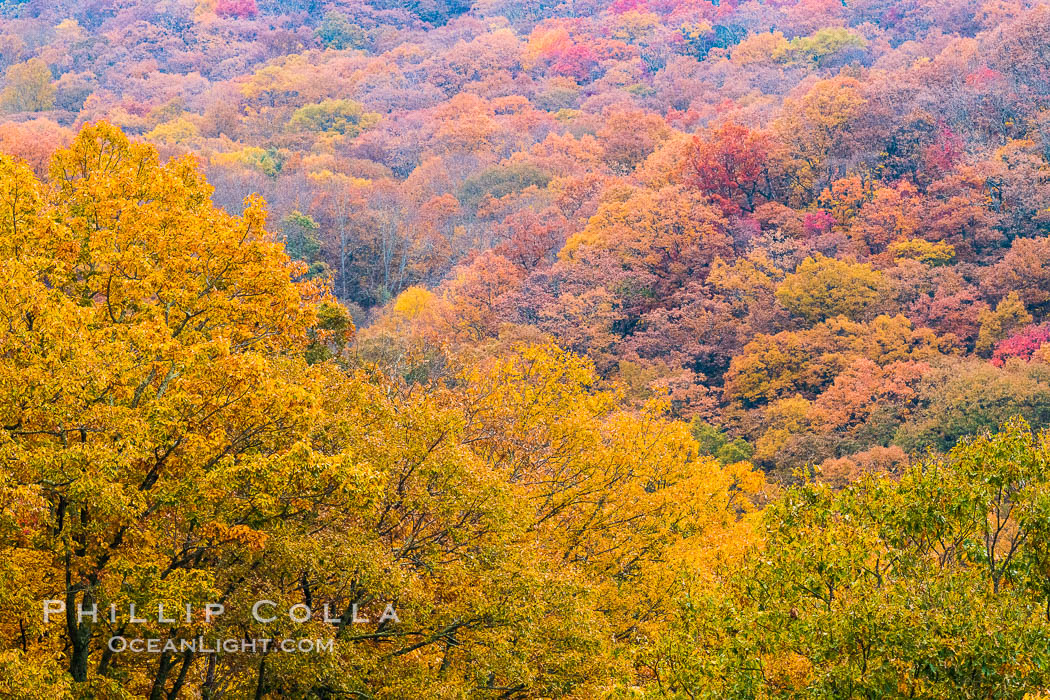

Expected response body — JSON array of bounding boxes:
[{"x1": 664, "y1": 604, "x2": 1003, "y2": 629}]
[
  {"x1": 656, "y1": 418, "x2": 1050, "y2": 698},
  {"x1": 315, "y1": 11, "x2": 367, "y2": 50},
  {"x1": 286, "y1": 99, "x2": 380, "y2": 136}
]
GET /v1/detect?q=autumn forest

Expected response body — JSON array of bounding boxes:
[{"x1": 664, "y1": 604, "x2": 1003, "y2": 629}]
[{"x1": 2, "y1": 0, "x2": 1050, "y2": 697}]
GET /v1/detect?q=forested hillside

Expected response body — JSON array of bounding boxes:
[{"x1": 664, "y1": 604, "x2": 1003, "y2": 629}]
[{"x1": 3, "y1": 0, "x2": 1050, "y2": 697}]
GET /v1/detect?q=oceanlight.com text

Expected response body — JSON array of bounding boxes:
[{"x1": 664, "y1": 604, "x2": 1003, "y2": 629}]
[{"x1": 106, "y1": 636, "x2": 335, "y2": 654}]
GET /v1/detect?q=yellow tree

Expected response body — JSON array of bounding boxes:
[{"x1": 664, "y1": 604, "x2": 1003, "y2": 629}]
[
  {"x1": 772, "y1": 77, "x2": 866, "y2": 199},
  {"x1": 776, "y1": 254, "x2": 885, "y2": 322},
  {"x1": 0, "y1": 122, "x2": 336, "y2": 694},
  {"x1": 0, "y1": 59, "x2": 55, "y2": 113},
  {"x1": 457, "y1": 344, "x2": 765, "y2": 679}
]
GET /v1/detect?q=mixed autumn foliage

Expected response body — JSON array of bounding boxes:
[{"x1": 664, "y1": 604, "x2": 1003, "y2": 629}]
[
  {"x1": 3, "y1": 0, "x2": 1050, "y2": 697},
  {"x1": 0, "y1": 124, "x2": 761, "y2": 698}
]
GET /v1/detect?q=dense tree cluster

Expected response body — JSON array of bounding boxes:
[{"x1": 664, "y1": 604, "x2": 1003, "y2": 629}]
[
  {"x1": 0, "y1": 126, "x2": 761, "y2": 698},
  {"x1": 659, "y1": 418, "x2": 1050, "y2": 697},
  {"x1": 4, "y1": 0, "x2": 1050, "y2": 696}
]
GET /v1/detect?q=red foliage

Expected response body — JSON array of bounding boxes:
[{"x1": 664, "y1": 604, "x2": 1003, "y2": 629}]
[
  {"x1": 686, "y1": 123, "x2": 773, "y2": 215},
  {"x1": 924, "y1": 124, "x2": 964, "y2": 175},
  {"x1": 991, "y1": 324, "x2": 1050, "y2": 367},
  {"x1": 493, "y1": 212, "x2": 567, "y2": 272},
  {"x1": 666, "y1": 107, "x2": 702, "y2": 130},
  {"x1": 965, "y1": 66, "x2": 1004, "y2": 88},
  {"x1": 803, "y1": 211, "x2": 835, "y2": 238},
  {"x1": 551, "y1": 44, "x2": 599, "y2": 81},
  {"x1": 215, "y1": 0, "x2": 258, "y2": 19},
  {"x1": 0, "y1": 120, "x2": 73, "y2": 177}
]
